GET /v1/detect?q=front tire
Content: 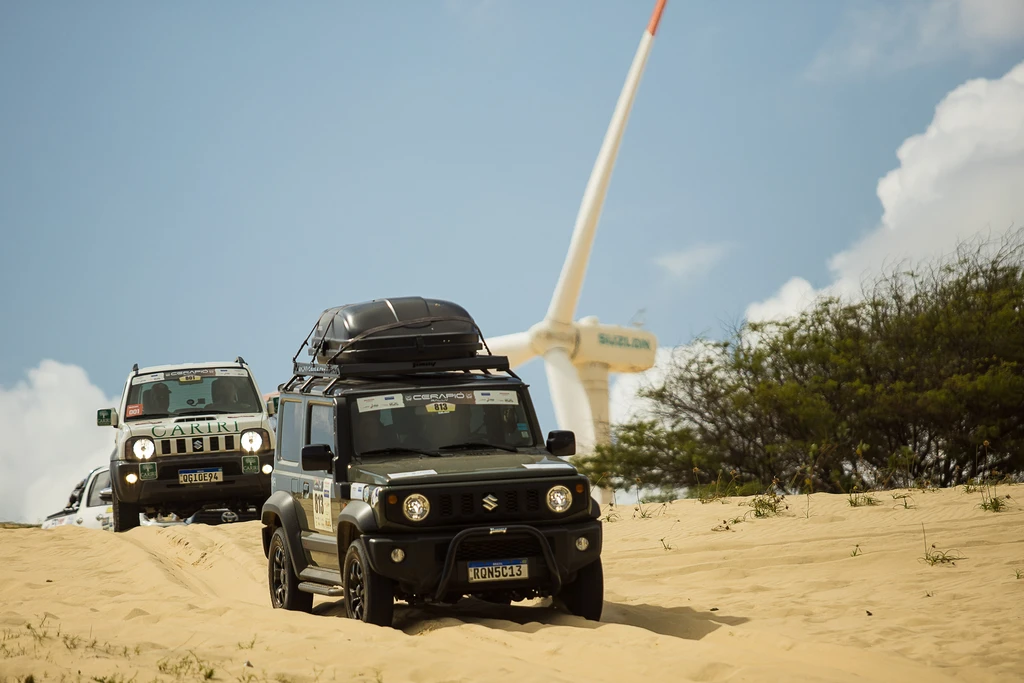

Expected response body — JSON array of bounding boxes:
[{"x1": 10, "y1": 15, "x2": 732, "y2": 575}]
[
  {"x1": 556, "y1": 558, "x2": 604, "y2": 621},
  {"x1": 112, "y1": 493, "x2": 140, "y2": 533},
  {"x1": 268, "y1": 527, "x2": 313, "y2": 612},
  {"x1": 343, "y1": 539, "x2": 394, "y2": 626}
]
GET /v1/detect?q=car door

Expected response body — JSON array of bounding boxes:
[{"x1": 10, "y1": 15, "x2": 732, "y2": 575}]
[
  {"x1": 82, "y1": 468, "x2": 113, "y2": 530},
  {"x1": 303, "y1": 400, "x2": 339, "y2": 570}
]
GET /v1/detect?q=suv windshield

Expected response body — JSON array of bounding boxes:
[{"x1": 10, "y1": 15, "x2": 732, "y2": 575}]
[
  {"x1": 125, "y1": 368, "x2": 261, "y2": 420},
  {"x1": 351, "y1": 388, "x2": 535, "y2": 456}
]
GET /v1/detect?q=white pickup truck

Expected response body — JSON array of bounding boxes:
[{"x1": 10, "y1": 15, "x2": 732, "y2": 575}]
[
  {"x1": 42, "y1": 464, "x2": 257, "y2": 530},
  {"x1": 41, "y1": 464, "x2": 114, "y2": 530}
]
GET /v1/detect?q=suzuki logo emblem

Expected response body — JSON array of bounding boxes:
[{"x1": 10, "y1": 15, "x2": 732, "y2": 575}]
[{"x1": 482, "y1": 494, "x2": 498, "y2": 511}]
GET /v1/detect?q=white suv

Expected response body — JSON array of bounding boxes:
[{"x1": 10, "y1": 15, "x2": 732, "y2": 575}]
[{"x1": 97, "y1": 357, "x2": 277, "y2": 532}]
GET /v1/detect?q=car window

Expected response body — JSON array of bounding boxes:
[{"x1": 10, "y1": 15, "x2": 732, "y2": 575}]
[
  {"x1": 87, "y1": 470, "x2": 111, "y2": 507},
  {"x1": 307, "y1": 403, "x2": 334, "y2": 448},
  {"x1": 277, "y1": 399, "x2": 302, "y2": 462}
]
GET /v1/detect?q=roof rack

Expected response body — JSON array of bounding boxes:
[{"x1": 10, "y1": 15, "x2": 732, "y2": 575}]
[{"x1": 282, "y1": 297, "x2": 516, "y2": 394}]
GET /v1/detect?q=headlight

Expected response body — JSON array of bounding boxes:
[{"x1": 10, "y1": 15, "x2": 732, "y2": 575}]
[
  {"x1": 402, "y1": 493, "x2": 430, "y2": 522},
  {"x1": 132, "y1": 438, "x2": 155, "y2": 460},
  {"x1": 240, "y1": 430, "x2": 263, "y2": 453},
  {"x1": 547, "y1": 485, "x2": 572, "y2": 513}
]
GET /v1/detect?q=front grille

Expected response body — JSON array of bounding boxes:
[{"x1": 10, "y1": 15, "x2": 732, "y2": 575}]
[
  {"x1": 456, "y1": 536, "x2": 544, "y2": 561},
  {"x1": 153, "y1": 457, "x2": 249, "y2": 481},
  {"x1": 433, "y1": 535, "x2": 551, "y2": 562},
  {"x1": 385, "y1": 478, "x2": 587, "y2": 527},
  {"x1": 156, "y1": 434, "x2": 237, "y2": 456}
]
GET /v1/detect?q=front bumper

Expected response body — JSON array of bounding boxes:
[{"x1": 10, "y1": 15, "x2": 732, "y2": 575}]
[
  {"x1": 363, "y1": 519, "x2": 602, "y2": 599},
  {"x1": 111, "y1": 451, "x2": 274, "y2": 509}
]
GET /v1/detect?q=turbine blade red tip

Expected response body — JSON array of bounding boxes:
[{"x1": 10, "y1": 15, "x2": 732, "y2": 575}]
[{"x1": 647, "y1": 0, "x2": 667, "y2": 36}]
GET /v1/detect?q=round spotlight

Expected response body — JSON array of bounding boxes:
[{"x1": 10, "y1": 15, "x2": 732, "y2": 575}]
[
  {"x1": 125, "y1": 473, "x2": 138, "y2": 484},
  {"x1": 402, "y1": 493, "x2": 430, "y2": 522},
  {"x1": 390, "y1": 548, "x2": 406, "y2": 563},
  {"x1": 546, "y1": 485, "x2": 572, "y2": 513},
  {"x1": 575, "y1": 536, "x2": 590, "y2": 551},
  {"x1": 133, "y1": 438, "x2": 155, "y2": 460},
  {"x1": 261, "y1": 464, "x2": 273, "y2": 474},
  {"x1": 241, "y1": 430, "x2": 263, "y2": 453}
]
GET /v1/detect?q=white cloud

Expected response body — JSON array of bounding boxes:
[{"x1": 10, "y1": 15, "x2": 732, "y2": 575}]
[
  {"x1": 806, "y1": 0, "x2": 1024, "y2": 81},
  {"x1": 613, "y1": 59, "x2": 1024, "y2": 424},
  {"x1": 0, "y1": 360, "x2": 117, "y2": 524},
  {"x1": 744, "y1": 276, "x2": 819, "y2": 325},
  {"x1": 654, "y1": 243, "x2": 731, "y2": 280},
  {"x1": 748, "y1": 58, "x2": 1024, "y2": 323}
]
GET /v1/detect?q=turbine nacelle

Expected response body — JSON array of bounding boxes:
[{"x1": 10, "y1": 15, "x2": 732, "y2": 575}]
[{"x1": 498, "y1": 318, "x2": 658, "y2": 375}]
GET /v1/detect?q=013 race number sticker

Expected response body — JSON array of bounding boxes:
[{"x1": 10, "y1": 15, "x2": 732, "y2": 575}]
[{"x1": 313, "y1": 479, "x2": 332, "y2": 533}]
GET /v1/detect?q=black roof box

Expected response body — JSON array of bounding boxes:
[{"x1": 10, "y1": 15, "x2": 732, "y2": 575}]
[{"x1": 307, "y1": 297, "x2": 482, "y2": 364}]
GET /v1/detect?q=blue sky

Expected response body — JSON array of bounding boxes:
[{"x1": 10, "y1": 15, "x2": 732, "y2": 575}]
[{"x1": 2, "y1": 1, "x2": 1024, "y2": 521}]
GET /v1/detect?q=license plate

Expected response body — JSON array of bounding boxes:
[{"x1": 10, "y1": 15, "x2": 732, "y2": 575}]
[
  {"x1": 467, "y1": 558, "x2": 528, "y2": 583},
  {"x1": 178, "y1": 468, "x2": 223, "y2": 484}
]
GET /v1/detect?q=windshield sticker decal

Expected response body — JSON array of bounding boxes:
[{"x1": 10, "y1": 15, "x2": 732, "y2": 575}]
[
  {"x1": 474, "y1": 390, "x2": 519, "y2": 405},
  {"x1": 388, "y1": 469, "x2": 438, "y2": 479},
  {"x1": 425, "y1": 402, "x2": 455, "y2": 414},
  {"x1": 517, "y1": 422, "x2": 529, "y2": 431},
  {"x1": 177, "y1": 374, "x2": 204, "y2": 383},
  {"x1": 131, "y1": 372, "x2": 165, "y2": 385},
  {"x1": 404, "y1": 391, "x2": 472, "y2": 405},
  {"x1": 357, "y1": 394, "x2": 406, "y2": 413},
  {"x1": 215, "y1": 368, "x2": 249, "y2": 377},
  {"x1": 126, "y1": 404, "x2": 143, "y2": 418}
]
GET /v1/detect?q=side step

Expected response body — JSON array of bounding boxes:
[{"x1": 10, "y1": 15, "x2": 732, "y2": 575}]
[{"x1": 297, "y1": 581, "x2": 344, "y2": 597}]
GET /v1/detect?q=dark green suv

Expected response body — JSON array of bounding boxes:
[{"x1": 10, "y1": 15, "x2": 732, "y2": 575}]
[{"x1": 259, "y1": 296, "x2": 604, "y2": 627}]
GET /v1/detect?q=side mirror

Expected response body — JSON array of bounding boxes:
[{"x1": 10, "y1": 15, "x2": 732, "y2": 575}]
[
  {"x1": 265, "y1": 398, "x2": 277, "y2": 416},
  {"x1": 97, "y1": 408, "x2": 119, "y2": 428},
  {"x1": 301, "y1": 443, "x2": 334, "y2": 472},
  {"x1": 546, "y1": 430, "x2": 576, "y2": 457},
  {"x1": 98, "y1": 487, "x2": 112, "y2": 502}
]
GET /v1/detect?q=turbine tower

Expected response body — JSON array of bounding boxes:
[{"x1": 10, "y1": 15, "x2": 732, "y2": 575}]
[{"x1": 485, "y1": 0, "x2": 666, "y2": 503}]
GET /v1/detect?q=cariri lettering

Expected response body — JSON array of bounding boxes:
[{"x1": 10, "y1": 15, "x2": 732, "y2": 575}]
[
  {"x1": 598, "y1": 333, "x2": 652, "y2": 350},
  {"x1": 151, "y1": 420, "x2": 240, "y2": 437}
]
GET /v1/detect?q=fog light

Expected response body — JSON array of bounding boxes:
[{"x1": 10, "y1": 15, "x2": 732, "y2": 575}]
[
  {"x1": 261, "y1": 464, "x2": 273, "y2": 474},
  {"x1": 125, "y1": 473, "x2": 138, "y2": 484},
  {"x1": 390, "y1": 548, "x2": 405, "y2": 563},
  {"x1": 575, "y1": 536, "x2": 589, "y2": 551}
]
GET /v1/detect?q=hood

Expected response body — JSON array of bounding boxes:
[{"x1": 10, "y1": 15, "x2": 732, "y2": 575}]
[
  {"x1": 126, "y1": 413, "x2": 266, "y2": 439},
  {"x1": 349, "y1": 450, "x2": 580, "y2": 486}
]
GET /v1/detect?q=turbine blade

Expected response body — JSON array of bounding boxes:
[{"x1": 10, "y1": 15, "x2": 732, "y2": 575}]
[
  {"x1": 543, "y1": 347, "x2": 596, "y2": 453},
  {"x1": 483, "y1": 332, "x2": 537, "y2": 369},
  {"x1": 545, "y1": 0, "x2": 667, "y2": 325}
]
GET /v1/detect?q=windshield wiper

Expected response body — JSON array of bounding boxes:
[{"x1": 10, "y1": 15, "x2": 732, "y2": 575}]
[
  {"x1": 359, "y1": 446, "x2": 441, "y2": 458},
  {"x1": 176, "y1": 409, "x2": 236, "y2": 415},
  {"x1": 438, "y1": 441, "x2": 517, "y2": 453}
]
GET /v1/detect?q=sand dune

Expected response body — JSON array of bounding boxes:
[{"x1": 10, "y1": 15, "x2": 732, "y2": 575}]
[{"x1": 1, "y1": 485, "x2": 1021, "y2": 682}]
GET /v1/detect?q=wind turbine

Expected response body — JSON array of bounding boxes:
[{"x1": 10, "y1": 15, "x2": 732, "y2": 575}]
[{"x1": 485, "y1": 0, "x2": 666, "y2": 503}]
